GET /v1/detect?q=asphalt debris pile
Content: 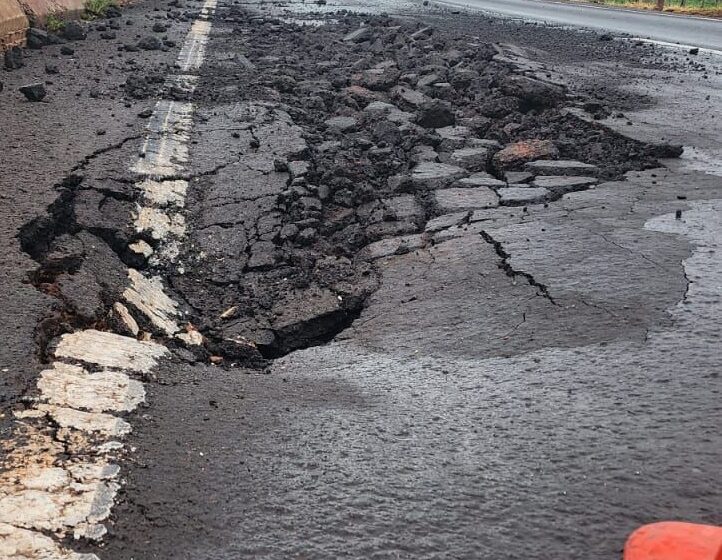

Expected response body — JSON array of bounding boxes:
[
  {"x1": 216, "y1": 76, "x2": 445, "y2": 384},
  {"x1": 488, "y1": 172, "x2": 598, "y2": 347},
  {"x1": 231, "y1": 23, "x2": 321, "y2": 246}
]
[{"x1": 164, "y1": 10, "x2": 682, "y2": 366}]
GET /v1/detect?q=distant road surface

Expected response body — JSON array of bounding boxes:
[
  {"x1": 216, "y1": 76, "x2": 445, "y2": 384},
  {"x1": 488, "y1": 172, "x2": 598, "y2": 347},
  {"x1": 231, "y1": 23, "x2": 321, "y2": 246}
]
[{"x1": 434, "y1": 0, "x2": 722, "y2": 51}]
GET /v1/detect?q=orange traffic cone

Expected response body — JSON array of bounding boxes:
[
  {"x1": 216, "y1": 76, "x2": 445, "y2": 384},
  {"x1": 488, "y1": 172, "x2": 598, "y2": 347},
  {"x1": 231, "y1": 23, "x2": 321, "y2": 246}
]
[{"x1": 624, "y1": 522, "x2": 722, "y2": 560}]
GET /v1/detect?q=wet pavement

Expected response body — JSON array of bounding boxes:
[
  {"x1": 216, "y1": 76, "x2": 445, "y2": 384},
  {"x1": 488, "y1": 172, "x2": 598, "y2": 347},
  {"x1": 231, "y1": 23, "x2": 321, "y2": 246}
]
[{"x1": 1, "y1": 0, "x2": 721, "y2": 558}]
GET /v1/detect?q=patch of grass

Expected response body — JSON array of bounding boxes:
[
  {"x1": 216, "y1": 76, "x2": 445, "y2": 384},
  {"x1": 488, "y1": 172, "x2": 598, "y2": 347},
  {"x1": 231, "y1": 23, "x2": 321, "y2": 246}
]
[
  {"x1": 83, "y1": 0, "x2": 117, "y2": 19},
  {"x1": 46, "y1": 13, "x2": 66, "y2": 32},
  {"x1": 590, "y1": 0, "x2": 722, "y2": 16}
]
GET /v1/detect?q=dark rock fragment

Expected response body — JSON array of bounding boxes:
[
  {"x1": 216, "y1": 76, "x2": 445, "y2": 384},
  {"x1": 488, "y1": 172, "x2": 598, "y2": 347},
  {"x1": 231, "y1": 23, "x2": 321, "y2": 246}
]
[
  {"x1": 501, "y1": 75, "x2": 565, "y2": 112},
  {"x1": 4, "y1": 47, "x2": 23, "y2": 70},
  {"x1": 60, "y1": 21, "x2": 87, "y2": 41},
  {"x1": 416, "y1": 100, "x2": 455, "y2": 128},
  {"x1": 138, "y1": 36, "x2": 162, "y2": 50},
  {"x1": 26, "y1": 28, "x2": 61, "y2": 49},
  {"x1": 19, "y1": 83, "x2": 47, "y2": 102},
  {"x1": 105, "y1": 5, "x2": 122, "y2": 17}
]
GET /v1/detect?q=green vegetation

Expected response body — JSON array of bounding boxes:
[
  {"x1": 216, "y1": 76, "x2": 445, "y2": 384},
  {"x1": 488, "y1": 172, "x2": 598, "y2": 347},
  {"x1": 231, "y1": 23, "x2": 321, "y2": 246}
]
[
  {"x1": 592, "y1": 0, "x2": 721, "y2": 15},
  {"x1": 83, "y1": 0, "x2": 117, "y2": 19},
  {"x1": 46, "y1": 14, "x2": 66, "y2": 32}
]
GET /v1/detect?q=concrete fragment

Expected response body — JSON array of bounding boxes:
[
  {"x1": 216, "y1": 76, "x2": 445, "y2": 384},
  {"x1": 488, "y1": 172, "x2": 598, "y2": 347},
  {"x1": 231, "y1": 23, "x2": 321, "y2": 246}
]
[
  {"x1": 532, "y1": 175, "x2": 598, "y2": 193},
  {"x1": 457, "y1": 172, "x2": 506, "y2": 188},
  {"x1": 360, "y1": 234, "x2": 426, "y2": 260},
  {"x1": 425, "y1": 211, "x2": 471, "y2": 233},
  {"x1": 505, "y1": 171, "x2": 534, "y2": 184},
  {"x1": 497, "y1": 186, "x2": 550, "y2": 205},
  {"x1": 412, "y1": 162, "x2": 467, "y2": 187},
  {"x1": 55, "y1": 330, "x2": 167, "y2": 373},
  {"x1": 128, "y1": 240, "x2": 153, "y2": 258},
  {"x1": 450, "y1": 147, "x2": 492, "y2": 170},
  {"x1": 524, "y1": 159, "x2": 599, "y2": 176},
  {"x1": 112, "y1": 302, "x2": 140, "y2": 336},
  {"x1": 123, "y1": 269, "x2": 180, "y2": 336},
  {"x1": 435, "y1": 187, "x2": 498, "y2": 212},
  {"x1": 32, "y1": 405, "x2": 131, "y2": 437},
  {"x1": 493, "y1": 139, "x2": 558, "y2": 168},
  {"x1": 37, "y1": 363, "x2": 145, "y2": 413},
  {"x1": 0, "y1": 523, "x2": 98, "y2": 560},
  {"x1": 435, "y1": 125, "x2": 471, "y2": 149}
]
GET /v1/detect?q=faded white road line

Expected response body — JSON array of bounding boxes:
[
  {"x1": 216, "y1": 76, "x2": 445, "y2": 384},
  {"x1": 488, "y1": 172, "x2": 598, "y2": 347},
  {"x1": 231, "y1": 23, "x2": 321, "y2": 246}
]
[{"x1": 0, "y1": 0, "x2": 217, "y2": 557}]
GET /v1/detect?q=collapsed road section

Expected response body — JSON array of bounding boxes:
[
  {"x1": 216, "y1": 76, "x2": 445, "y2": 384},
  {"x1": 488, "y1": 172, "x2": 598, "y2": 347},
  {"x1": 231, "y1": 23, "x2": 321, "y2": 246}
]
[{"x1": 167, "y1": 8, "x2": 681, "y2": 366}]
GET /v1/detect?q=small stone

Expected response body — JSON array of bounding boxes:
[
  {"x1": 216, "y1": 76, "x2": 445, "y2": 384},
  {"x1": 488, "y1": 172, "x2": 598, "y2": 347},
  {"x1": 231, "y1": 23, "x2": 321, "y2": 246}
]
[
  {"x1": 26, "y1": 28, "x2": 58, "y2": 49},
  {"x1": 152, "y1": 22, "x2": 167, "y2": 32},
  {"x1": 4, "y1": 47, "x2": 23, "y2": 70},
  {"x1": 19, "y1": 83, "x2": 47, "y2": 102},
  {"x1": 297, "y1": 227, "x2": 318, "y2": 245},
  {"x1": 60, "y1": 45, "x2": 75, "y2": 55},
  {"x1": 45, "y1": 62, "x2": 59, "y2": 74},
  {"x1": 391, "y1": 85, "x2": 430, "y2": 107},
  {"x1": 364, "y1": 100, "x2": 397, "y2": 114},
  {"x1": 689, "y1": 47, "x2": 699, "y2": 55},
  {"x1": 324, "y1": 116, "x2": 358, "y2": 132},
  {"x1": 493, "y1": 139, "x2": 559, "y2": 168},
  {"x1": 60, "y1": 21, "x2": 87, "y2": 41},
  {"x1": 138, "y1": 36, "x2": 162, "y2": 50},
  {"x1": 138, "y1": 108, "x2": 153, "y2": 118}
]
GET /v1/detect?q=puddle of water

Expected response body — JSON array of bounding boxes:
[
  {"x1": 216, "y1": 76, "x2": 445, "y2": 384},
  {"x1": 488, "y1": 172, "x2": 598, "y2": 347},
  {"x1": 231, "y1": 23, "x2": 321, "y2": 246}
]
[{"x1": 678, "y1": 146, "x2": 722, "y2": 177}]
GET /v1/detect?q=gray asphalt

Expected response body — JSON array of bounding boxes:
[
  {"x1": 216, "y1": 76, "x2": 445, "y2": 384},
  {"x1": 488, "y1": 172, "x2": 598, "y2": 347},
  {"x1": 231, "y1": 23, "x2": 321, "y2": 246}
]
[
  {"x1": 98, "y1": 2, "x2": 722, "y2": 560},
  {"x1": 2, "y1": 0, "x2": 721, "y2": 556},
  {"x1": 434, "y1": 0, "x2": 722, "y2": 51}
]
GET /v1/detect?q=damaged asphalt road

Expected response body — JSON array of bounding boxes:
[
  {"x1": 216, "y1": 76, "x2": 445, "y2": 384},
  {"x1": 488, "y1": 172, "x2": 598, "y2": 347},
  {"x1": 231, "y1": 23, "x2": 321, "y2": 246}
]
[{"x1": 0, "y1": 0, "x2": 721, "y2": 558}]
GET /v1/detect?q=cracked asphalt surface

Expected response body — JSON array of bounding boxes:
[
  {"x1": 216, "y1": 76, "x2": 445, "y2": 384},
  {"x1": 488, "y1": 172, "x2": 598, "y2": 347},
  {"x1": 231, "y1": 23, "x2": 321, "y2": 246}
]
[{"x1": 1, "y1": 0, "x2": 720, "y2": 558}]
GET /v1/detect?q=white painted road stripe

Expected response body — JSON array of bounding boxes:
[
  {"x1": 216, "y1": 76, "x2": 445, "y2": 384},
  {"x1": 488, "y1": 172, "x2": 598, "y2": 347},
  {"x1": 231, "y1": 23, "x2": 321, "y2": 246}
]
[{"x1": 0, "y1": 0, "x2": 218, "y2": 557}]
